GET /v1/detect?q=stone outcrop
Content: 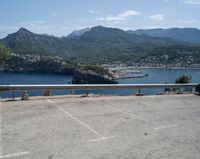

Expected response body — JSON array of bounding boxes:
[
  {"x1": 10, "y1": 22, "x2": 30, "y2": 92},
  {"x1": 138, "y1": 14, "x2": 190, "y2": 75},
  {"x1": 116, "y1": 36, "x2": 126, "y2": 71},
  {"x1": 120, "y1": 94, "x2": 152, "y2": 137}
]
[{"x1": 72, "y1": 69, "x2": 118, "y2": 84}]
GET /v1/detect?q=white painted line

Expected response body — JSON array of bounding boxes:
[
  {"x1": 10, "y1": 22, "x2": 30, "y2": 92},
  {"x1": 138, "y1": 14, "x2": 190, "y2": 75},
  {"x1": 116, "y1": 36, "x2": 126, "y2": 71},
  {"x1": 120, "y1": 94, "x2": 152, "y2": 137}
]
[
  {"x1": 104, "y1": 104, "x2": 157, "y2": 124},
  {"x1": 47, "y1": 99, "x2": 54, "y2": 104},
  {"x1": 47, "y1": 99, "x2": 103, "y2": 138},
  {"x1": 88, "y1": 136, "x2": 116, "y2": 143},
  {"x1": 0, "y1": 103, "x2": 30, "y2": 159},
  {"x1": 0, "y1": 151, "x2": 30, "y2": 159},
  {"x1": 57, "y1": 106, "x2": 103, "y2": 137},
  {"x1": 153, "y1": 124, "x2": 177, "y2": 130}
]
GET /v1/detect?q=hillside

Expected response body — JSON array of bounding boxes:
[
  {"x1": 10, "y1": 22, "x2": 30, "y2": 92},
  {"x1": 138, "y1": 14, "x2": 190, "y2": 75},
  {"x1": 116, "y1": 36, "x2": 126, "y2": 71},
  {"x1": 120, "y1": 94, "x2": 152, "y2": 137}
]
[
  {"x1": 0, "y1": 45, "x2": 10, "y2": 64},
  {"x1": 128, "y1": 28, "x2": 200, "y2": 44},
  {"x1": 0, "y1": 26, "x2": 199, "y2": 65},
  {"x1": 0, "y1": 28, "x2": 66, "y2": 55}
]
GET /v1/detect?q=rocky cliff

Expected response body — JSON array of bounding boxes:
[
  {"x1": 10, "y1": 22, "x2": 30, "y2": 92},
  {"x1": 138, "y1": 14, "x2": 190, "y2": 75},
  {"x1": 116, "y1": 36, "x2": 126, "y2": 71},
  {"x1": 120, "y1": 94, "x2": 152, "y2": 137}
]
[{"x1": 72, "y1": 69, "x2": 118, "y2": 84}]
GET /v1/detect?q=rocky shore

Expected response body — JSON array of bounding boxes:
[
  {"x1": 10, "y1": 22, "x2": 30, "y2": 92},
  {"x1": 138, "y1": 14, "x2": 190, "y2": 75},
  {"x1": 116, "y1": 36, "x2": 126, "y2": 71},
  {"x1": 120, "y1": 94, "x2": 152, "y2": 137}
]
[
  {"x1": 72, "y1": 69, "x2": 118, "y2": 84},
  {"x1": 1, "y1": 54, "x2": 118, "y2": 84}
]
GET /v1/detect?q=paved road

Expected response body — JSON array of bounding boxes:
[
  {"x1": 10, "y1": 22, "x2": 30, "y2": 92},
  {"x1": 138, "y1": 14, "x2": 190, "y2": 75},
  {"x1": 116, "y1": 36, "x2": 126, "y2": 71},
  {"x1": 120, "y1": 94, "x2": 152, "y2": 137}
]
[{"x1": 0, "y1": 94, "x2": 200, "y2": 159}]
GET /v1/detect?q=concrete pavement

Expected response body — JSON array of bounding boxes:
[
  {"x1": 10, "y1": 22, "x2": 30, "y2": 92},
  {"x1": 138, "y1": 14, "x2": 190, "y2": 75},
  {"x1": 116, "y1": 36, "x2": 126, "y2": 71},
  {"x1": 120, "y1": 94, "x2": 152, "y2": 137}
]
[{"x1": 0, "y1": 94, "x2": 200, "y2": 159}]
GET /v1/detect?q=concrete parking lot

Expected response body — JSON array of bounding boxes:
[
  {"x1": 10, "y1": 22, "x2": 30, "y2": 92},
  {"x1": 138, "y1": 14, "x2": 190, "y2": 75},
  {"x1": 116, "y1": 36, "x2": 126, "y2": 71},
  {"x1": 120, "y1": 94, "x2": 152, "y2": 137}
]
[{"x1": 0, "y1": 94, "x2": 200, "y2": 159}]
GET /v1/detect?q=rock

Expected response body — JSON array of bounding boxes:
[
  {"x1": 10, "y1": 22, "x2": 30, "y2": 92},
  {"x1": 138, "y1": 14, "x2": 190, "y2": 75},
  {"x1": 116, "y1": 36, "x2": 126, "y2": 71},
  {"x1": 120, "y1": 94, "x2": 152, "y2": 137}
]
[{"x1": 72, "y1": 69, "x2": 118, "y2": 84}]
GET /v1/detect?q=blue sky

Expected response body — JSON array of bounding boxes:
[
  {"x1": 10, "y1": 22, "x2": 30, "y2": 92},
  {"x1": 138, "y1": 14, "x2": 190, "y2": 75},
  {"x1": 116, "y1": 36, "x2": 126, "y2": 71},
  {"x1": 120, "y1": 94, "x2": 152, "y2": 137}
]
[{"x1": 0, "y1": 0, "x2": 200, "y2": 38}]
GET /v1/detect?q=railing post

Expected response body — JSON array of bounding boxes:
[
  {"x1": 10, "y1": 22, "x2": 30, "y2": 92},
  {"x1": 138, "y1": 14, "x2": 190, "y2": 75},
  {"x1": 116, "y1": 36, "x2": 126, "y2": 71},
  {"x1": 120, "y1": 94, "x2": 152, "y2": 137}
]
[
  {"x1": 177, "y1": 87, "x2": 182, "y2": 94},
  {"x1": 86, "y1": 90, "x2": 89, "y2": 96},
  {"x1": 136, "y1": 88, "x2": 144, "y2": 96},
  {"x1": 12, "y1": 89, "x2": 15, "y2": 100},
  {"x1": 70, "y1": 90, "x2": 74, "y2": 95},
  {"x1": 21, "y1": 90, "x2": 29, "y2": 100},
  {"x1": 0, "y1": 83, "x2": 198, "y2": 98},
  {"x1": 43, "y1": 90, "x2": 51, "y2": 96}
]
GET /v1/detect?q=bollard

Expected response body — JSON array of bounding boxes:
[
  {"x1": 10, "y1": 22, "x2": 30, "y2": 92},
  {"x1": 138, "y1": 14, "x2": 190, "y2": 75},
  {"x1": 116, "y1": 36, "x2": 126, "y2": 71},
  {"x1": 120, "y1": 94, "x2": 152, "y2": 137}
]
[
  {"x1": 43, "y1": 90, "x2": 51, "y2": 96},
  {"x1": 21, "y1": 91, "x2": 29, "y2": 100}
]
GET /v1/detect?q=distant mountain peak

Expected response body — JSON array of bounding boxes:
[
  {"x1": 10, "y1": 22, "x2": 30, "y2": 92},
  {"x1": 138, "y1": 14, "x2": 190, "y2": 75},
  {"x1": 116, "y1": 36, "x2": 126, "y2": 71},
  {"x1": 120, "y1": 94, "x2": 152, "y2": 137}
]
[
  {"x1": 17, "y1": 27, "x2": 32, "y2": 34},
  {"x1": 67, "y1": 27, "x2": 91, "y2": 38},
  {"x1": 91, "y1": 25, "x2": 105, "y2": 29},
  {"x1": 91, "y1": 25, "x2": 124, "y2": 31},
  {"x1": 128, "y1": 27, "x2": 200, "y2": 44}
]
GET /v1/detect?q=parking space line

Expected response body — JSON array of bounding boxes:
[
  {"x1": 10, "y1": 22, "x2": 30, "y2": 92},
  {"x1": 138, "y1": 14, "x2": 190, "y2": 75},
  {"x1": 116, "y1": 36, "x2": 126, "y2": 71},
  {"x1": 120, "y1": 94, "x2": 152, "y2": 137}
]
[
  {"x1": 0, "y1": 103, "x2": 30, "y2": 159},
  {"x1": 153, "y1": 124, "x2": 177, "y2": 130},
  {"x1": 0, "y1": 151, "x2": 30, "y2": 159},
  {"x1": 88, "y1": 136, "x2": 116, "y2": 143},
  {"x1": 57, "y1": 105, "x2": 103, "y2": 138},
  {"x1": 47, "y1": 99, "x2": 115, "y2": 142},
  {"x1": 104, "y1": 104, "x2": 158, "y2": 125}
]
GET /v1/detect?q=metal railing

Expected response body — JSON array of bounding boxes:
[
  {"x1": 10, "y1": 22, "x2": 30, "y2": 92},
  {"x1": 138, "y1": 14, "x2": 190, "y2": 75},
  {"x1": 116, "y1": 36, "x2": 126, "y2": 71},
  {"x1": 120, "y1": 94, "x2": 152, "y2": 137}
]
[
  {"x1": 0, "y1": 83, "x2": 198, "y2": 91},
  {"x1": 0, "y1": 83, "x2": 198, "y2": 100}
]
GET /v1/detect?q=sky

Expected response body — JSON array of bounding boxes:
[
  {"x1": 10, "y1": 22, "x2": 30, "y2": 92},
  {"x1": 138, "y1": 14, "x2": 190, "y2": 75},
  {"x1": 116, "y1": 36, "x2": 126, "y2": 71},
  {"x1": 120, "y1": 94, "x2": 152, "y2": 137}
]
[{"x1": 0, "y1": 0, "x2": 200, "y2": 38}]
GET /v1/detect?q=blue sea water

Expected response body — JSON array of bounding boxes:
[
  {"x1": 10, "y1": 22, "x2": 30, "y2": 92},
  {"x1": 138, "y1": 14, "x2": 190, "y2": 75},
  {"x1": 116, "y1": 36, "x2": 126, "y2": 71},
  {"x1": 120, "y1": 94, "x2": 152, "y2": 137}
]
[
  {"x1": 0, "y1": 68, "x2": 200, "y2": 98},
  {"x1": 0, "y1": 73, "x2": 72, "y2": 98}
]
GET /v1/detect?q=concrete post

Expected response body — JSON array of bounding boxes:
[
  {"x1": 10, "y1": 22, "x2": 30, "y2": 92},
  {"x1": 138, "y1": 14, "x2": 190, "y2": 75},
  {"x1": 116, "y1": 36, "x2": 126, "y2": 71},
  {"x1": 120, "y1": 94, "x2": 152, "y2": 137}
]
[
  {"x1": 12, "y1": 90, "x2": 15, "y2": 100},
  {"x1": 43, "y1": 90, "x2": 51, "y2": 96},
  {"x1": 136, "y1": 88, "x2": 144, "y2": 96},
  {"x1": 21, "y1": 91, "x2": 29, "y2": 100},
  {"x1": 70, "y1": 90, "x2": 74, "y2": 95}
]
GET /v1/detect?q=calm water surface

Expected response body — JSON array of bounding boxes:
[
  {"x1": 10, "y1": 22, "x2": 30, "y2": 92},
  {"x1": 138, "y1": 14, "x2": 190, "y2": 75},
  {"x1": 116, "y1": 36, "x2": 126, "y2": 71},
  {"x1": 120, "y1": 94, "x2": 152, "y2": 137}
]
[{"x1": 0, "y1": 68, "x2": 200, "y2": 98}]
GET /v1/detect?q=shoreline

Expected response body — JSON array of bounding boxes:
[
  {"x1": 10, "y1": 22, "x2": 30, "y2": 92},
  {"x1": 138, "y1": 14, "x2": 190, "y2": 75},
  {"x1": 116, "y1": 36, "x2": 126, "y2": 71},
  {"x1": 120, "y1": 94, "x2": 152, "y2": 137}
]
[
  {"x1": 112, "y1": 66, "x2": 200, "y2": 70},
  {"x1": 115, "y1": 74, "x2": 148, "y2": 79}
]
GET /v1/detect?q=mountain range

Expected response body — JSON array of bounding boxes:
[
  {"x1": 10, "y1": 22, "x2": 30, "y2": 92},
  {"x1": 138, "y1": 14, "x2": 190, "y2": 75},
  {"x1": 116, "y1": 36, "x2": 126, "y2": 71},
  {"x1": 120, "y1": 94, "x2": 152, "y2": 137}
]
[
  {"x1": 0, "y1": 26, "x2": 200, "y2": 64},
  {"x1": 128, "y1": 28, "x2": 200, "y2": 44}
]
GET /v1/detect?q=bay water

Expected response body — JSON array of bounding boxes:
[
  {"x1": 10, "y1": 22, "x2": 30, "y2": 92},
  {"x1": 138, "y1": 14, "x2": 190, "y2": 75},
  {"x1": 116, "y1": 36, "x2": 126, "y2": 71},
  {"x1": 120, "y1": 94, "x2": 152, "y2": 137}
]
[{"x1": 0, "y1": 68, "x2": 200, "y2": 98}]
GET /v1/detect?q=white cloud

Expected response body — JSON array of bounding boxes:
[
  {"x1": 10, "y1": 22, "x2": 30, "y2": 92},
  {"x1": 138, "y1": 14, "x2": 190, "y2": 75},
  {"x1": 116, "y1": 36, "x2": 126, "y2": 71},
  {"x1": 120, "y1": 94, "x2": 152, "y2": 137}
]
[
  {"x1": 88, "y1": 9, "x2": 95, "y2": 14},
  {"x1": 97, "y1": 16, "x2": 124, "y2": 21},
  {"x1": 118, "y1": 10, "x2": 141, "y2": 18},
  {"x1": 88, "y1": 9, "x2": 99, "y2": 14},
  {"x1": 19, "y1": 20, "x2": 46, "y2": 27},
  {"x1": 182, "y1": 0, "x2": 200, "y2": 4},
  {"x1": 51, "y1": 13, "x2": 57, "y2": 16},
  {"x1": 149, "y1": 14, "x2": 164, "y2": 21},
  {"x1": 97, "y1": 10, "x2": 141, "y2": 22}
]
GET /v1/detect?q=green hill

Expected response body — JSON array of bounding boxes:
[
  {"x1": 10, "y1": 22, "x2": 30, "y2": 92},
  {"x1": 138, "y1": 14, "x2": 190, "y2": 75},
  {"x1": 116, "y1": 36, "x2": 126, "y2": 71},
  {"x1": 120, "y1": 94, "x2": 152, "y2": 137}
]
[
  {"x1": 0, "y1": 26, "x2": 199, "y2": 64},
  {"x1": 128, "y1": 28, "x2": 200, "y2": 44}
]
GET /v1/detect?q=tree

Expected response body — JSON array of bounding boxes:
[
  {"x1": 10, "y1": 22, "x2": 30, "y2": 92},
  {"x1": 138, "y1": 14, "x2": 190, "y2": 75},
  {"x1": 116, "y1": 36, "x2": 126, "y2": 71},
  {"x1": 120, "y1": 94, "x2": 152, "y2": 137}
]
[
  {"x1": 175, "y1": 75, "x2": 192, "y2": 84},
  {"x1": 175, "y1": 75, "x2": 192, "y2": 93},
  {"x1": 0, "y1": 45, "x2": 11, "y2": 65}
]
